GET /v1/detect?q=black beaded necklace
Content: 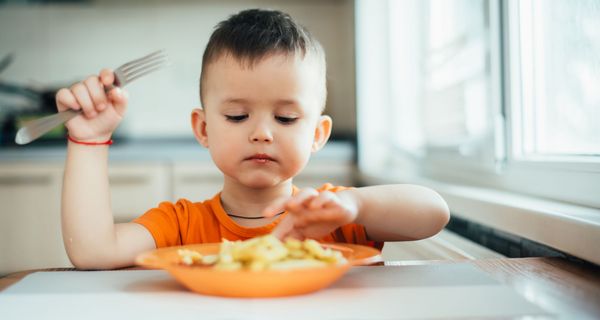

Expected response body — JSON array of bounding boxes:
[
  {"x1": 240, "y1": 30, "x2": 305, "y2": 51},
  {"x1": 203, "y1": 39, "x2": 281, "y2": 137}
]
[{"x1": 226, "y1": 211, "x2": 285, "y2": 220}]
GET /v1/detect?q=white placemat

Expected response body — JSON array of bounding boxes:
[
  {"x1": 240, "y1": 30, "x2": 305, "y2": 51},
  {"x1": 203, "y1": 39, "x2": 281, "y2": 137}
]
[{"x1": 0, "y1": 264, "x2": 549, "y2": 320}]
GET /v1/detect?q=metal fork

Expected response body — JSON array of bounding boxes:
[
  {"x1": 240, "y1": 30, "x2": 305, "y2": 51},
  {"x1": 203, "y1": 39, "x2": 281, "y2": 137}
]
[{"x1": 14, "y1": 50, "x2": 169, "y2": 145}]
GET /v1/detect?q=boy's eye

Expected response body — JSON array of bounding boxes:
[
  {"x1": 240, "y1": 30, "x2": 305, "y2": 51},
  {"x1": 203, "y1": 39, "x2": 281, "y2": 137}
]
[
  {"x1": 225, "y1": 115, "x2": 248, "y2": 122},
  {"x1": 275, "y1": 116, "x2": 298, "y2": 124}
]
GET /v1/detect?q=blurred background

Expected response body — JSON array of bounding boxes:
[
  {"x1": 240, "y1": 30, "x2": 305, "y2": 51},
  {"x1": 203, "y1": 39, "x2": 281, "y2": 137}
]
[
  {"x1": 0, "y1": 0, "x2": 357, "y2": 142},
  {"x1": 1, "y1": 0, "x2": 599, "y2": 275}
]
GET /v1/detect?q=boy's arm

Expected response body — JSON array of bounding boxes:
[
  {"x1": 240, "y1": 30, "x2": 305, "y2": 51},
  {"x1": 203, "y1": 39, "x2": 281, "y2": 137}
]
[
  {"x1": 343, "y1": 185, "x2": 450, "y2": 241},
  {"x1": 59, "y1": 69, "x2": 155, "y2": 269},
  {"x1": 62, "y1": 143, "x2": 155, "y2": 269},
  {"x1": 267, "y1": 184, "x2": 449, "y2": 242}
]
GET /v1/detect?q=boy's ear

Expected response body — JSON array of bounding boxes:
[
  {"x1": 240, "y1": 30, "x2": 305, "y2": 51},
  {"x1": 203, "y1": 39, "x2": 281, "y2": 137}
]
[
  {"x1": 191, "y1": 108, "x2": 209, "y2": 148},
  {"x1": 312, "y1": 115, "x2": 332, "y2": 152}
]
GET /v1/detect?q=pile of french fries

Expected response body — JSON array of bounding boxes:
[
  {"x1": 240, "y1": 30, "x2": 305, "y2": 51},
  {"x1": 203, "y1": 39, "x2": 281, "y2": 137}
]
[{"x1": 178, "y1": 235, "x2": 347, "y2": 271}]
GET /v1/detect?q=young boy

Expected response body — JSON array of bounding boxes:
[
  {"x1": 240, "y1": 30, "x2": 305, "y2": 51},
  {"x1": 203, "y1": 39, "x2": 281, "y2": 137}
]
[{"x1": 57, "y1": 9, "x2": 449, "y2": 270}]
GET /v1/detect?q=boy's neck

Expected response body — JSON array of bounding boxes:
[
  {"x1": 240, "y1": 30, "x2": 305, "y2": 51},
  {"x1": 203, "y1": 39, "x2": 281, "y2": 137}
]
[{"x1": 219, "y1": 180, "x2": 294, "y2": 219}]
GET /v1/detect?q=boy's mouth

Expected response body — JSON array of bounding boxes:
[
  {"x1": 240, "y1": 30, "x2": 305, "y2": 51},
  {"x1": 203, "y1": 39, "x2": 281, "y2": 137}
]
[{"x1": 245, "y1": 153, "x2": 276, "y2": 163}]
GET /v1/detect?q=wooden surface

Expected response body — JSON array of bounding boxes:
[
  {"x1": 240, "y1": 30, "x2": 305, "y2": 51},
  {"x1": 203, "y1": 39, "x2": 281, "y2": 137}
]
[
  {"x1": 477, "y1": 258, "x2": 600, "y2": 319},
  {"x1": 1, "y1": 258, "x2": 599, "y2": 319},
  {"x1": 385, "y1": 257, "x2": 600, "y2": 319}
]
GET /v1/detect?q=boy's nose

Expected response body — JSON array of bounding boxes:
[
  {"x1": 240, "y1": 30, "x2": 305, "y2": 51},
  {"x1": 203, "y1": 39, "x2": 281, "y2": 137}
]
[{"x1": 249, "y1": 123, "x2": 273, "y2": 143}]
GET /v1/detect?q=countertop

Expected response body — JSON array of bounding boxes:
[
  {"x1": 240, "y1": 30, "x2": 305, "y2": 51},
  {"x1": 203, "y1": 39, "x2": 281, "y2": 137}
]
[{"x1": 0, "y1": 139, "x2": 355, "y2": 163}]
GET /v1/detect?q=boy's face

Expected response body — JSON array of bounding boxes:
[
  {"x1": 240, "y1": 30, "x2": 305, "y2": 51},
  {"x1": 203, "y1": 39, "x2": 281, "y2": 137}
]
[{"x1": 192, "y1": 53, "x2": 331, "y2": 189}]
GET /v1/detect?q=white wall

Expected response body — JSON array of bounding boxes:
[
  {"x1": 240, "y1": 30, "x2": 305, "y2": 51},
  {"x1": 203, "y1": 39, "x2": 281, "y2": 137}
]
[{"x1": 0, "y1": 0, "x2": 356, "y2": 138}]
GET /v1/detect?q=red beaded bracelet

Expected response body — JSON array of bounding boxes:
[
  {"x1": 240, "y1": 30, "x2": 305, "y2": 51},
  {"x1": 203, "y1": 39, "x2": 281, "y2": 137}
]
[{"x1": 67, "y1": 135, "x2": 113, "y2": 146}]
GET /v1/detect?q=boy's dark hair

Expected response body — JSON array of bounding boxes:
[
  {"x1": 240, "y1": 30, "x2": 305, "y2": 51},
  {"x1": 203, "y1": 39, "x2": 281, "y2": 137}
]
[{"x1": 199, "y1": 9, "x2": 326, "y2": 108}]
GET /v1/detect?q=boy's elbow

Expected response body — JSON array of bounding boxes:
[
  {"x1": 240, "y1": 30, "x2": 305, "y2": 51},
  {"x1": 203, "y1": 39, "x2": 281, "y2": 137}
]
[
  {"x1": 414, "y1": 192, "x2": 450, "y2": 240},
  {"x1": 69, "y1": 257, "x2": 95, "y2": 270},
  {"x1": 66, "y1": 247, "x2": 120, "y2": 270},
  {"x1": 435, "y1": 202, "x2": 451, "y2": 231},
  {"x1": 68, "y1": 252, "x2": 99, "y2": 270},
  {"x1": 430, "y1": 195, "x2": 450, "y2": 236},
  {"x1": 69, "y1": 254, "x2": 122, "y2": 270}
]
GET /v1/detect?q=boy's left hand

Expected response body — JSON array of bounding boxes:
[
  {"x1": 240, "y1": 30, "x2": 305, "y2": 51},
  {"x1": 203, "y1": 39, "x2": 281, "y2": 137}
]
[{"x1": 264, "y1": 188, "x2": 359, "y2": 240}]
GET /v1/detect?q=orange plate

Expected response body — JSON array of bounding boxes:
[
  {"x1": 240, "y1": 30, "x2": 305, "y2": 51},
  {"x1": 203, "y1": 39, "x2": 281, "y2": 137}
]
[{"x1": 135, "y1": 242, "x2": 382, "y2": 298}]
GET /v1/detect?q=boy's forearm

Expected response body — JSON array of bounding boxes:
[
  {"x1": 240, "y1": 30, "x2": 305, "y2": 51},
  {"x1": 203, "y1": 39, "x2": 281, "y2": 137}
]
[
  {"x1": 348, "y1": 185, "x2": 450, "y2": 242},
  {"x1": 61, "y1": 143, "x2": 118, "y2": 268}
]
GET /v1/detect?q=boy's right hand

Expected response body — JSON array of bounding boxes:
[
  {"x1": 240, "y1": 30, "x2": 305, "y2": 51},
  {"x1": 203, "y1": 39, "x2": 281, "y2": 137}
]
[{"x1": 56, "y1": 68, "x2": 128, "y2": 142}]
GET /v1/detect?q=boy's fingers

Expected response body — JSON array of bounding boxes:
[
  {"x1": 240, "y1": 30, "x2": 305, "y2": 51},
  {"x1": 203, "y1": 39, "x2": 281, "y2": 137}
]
[
  {"x1": 292, "y1": 206, "x2": 342, "y2": 228},
  {"x1": 100, "y1": 68, "x2": 129, "y2": 112},
  {"x1": 108, "y1": 87, "x2": 129, "y2": 115},
  {"x1": 286, "y1": 188, "x2": 318, "y2": 209},
  {"x1": 286, "y1": 229, "x2": 306, "y2": 241},
  {"x1": 265, "y1": 189, "x2": 320, "y2": 217},
  {"x1": 304, "y1": 207, "x2": 341, "y2": 222},
  {"x1": 274, "y1": 226, "x2": 305, "y2": 241},
  {"x1": 55, "y1": 88, "x2": 80, "y2": 112},
  {"x1": 83, "y1": 76, "x2": 108, "y2": 112},
  {"x1": 270, "y1": 215, "x2": 294, "y2": 239},
  {"x1": 99, "y1": 68, "x2": 115, "y2": 86},
  {"x1": 265, "y1": 188, "x2": 321, "y2": 218},
  {"x1": 271, "y1": 226, "x2": 287, "y2": 240},
  {"x1": 285, "y1": 207, "x2": 318, "y2": 228},
  {"x1": 109, "y1": 87, "x2": 127, "y2": 104},
  {"x1": 308, "y1": 191, "x2": 336, "y2": 209},
  {"x1": 71, "y1": 83, "x2": 96, "y2": 118}
]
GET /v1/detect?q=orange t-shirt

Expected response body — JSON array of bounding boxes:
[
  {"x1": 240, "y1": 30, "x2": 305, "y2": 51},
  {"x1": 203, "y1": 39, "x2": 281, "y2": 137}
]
[{"x1": 133, "y1": 183, "x2": 383, "y2": 250}]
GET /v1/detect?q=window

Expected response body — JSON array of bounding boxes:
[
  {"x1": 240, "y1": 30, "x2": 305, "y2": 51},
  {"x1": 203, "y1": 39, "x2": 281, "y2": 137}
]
[
  {"x1": 420, "y1": 0, "x2": 501, "y2": 173},
  {"x1": 356, "y1": 0, "x2": 600, "y2": 208},
  {"x1": 511, "y1": 0, "x2": 600, "y2": 159},
  {"x1": 423, "y1": 0, "x2": 491, "y2": 150}
]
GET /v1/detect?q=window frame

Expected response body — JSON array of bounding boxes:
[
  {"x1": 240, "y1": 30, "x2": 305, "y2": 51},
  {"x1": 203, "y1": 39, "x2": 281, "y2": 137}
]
[{"x1": 416, "y1": 0, "x2": 502, "y2": 175}]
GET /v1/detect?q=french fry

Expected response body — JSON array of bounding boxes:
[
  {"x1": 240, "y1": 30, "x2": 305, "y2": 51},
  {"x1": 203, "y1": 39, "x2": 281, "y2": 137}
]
[
  {"x1": 178, "y1": 249, "x2": 203, "y2": 266},
  {"x1": 177, "y1": 235, "x2": 347, "y2": 271}
]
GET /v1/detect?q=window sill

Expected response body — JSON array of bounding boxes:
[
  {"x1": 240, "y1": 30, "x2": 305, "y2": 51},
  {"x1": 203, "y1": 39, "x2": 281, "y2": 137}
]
[
  {"x1": 359, "y1": 169, "x2": 600, "y2": 265},
  {"x1": 382, "y1": 229, "x2": 505, "y2": 262}
]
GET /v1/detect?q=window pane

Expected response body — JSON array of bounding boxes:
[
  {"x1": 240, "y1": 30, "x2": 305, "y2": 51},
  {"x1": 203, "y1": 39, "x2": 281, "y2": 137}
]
[
  {"x1": 423, "y1": 0, "x2": 492, "y2": 148},
  {"x1": 519, "y1": 0, "x2": 600, "y2": 156}
]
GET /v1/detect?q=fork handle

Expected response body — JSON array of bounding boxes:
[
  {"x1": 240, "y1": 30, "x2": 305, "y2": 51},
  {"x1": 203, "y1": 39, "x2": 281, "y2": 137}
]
[
  {"x1": 14, "y1": 84, "x2": 119, "y2": 145},
  {"x1": 14, "y1": 109, "x2": 81, "y2": 145}
]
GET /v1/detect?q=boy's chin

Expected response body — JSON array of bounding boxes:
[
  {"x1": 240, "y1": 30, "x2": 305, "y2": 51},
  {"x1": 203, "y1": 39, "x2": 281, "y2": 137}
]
[{"x1": 238, "y1": 174, "x2": 287, "y2": 189}]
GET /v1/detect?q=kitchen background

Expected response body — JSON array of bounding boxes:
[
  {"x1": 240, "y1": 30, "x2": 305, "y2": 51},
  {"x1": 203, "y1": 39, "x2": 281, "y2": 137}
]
[{"x1": 0, "y1": 0, "x2": 356, "y2": 143}]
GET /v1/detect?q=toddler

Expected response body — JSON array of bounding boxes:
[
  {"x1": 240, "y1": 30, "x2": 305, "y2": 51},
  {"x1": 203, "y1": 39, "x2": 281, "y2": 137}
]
[{"x1": 57, "y1": 9, "x2": 450, "y2": 269}]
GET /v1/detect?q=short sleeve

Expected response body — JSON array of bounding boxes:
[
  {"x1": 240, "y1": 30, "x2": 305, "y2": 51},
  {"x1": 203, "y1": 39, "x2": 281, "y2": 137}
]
[
  {"x1": 330, "y1": 224, "x2": 384, "y2": 250},
  {"x1": 133, "y1": 200, "x2": 189, "y2": 248}
]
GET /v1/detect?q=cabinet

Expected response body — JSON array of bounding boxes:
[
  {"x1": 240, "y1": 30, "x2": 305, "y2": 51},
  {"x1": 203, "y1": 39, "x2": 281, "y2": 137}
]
[
  {"x1": 0, "y1": 164, "x2": 67, "y2": 274},
  {"x1": 172, "y1": 162, "x2": 223, "y2": 201},
  {"x1": 109, "y1": 163, "x2": 171, "y2": 222},
  {"x1": 0, "y1": 162, "x2": 173, "y2": 275}
]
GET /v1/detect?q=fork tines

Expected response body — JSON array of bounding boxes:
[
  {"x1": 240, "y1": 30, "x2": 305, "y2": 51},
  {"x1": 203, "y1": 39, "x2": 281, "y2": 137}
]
[{"x1": 117, "y1": 50, "x2": 169, "y2": 85}]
